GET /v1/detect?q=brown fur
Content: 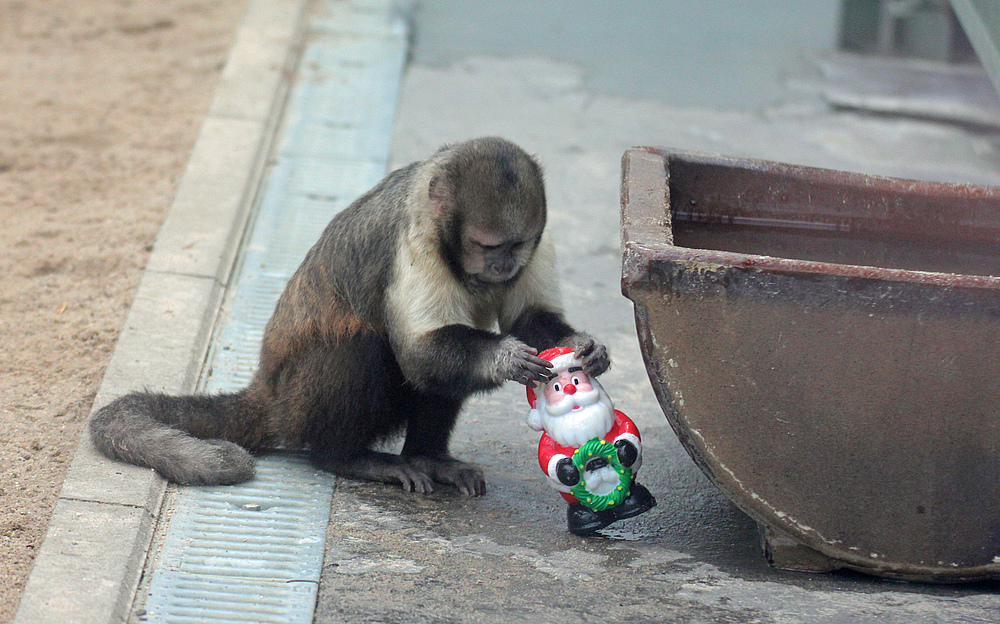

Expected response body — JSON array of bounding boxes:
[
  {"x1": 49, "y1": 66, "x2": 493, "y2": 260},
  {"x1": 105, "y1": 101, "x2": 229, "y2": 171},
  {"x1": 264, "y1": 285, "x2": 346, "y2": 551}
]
[{"x1": 90, "y1": 137, "x2": 609, "y2": 493}]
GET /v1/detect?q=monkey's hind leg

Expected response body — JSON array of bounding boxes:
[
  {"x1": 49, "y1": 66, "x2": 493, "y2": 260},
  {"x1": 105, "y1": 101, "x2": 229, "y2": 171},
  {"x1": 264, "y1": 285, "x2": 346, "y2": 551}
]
[
  {"x1": 291, "y1": 335, "x2": 443, "y2": 493},
  {"x1": 400, "y1": 394, "x2": 486, "y2": 497}
]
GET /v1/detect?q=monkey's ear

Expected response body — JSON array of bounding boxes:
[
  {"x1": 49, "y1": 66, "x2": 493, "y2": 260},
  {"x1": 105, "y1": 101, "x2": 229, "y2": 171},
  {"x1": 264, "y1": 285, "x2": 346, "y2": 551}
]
[{"x1": 428, "y1": 173, "x2": 451, "y2": 218}]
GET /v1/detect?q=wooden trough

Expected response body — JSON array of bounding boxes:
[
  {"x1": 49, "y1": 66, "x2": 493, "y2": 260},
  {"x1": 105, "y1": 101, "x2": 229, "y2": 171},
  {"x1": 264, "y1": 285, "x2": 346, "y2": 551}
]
[{"x1": 620, "y1": 147, "x2": 1000, "y2": 582}]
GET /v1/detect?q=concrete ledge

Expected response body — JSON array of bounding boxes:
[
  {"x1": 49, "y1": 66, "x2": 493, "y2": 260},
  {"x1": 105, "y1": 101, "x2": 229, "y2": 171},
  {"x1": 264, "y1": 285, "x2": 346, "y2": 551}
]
[
  {"x1": 12, "y1": 500, "x2": 157, "y2": 624},
  {"x1": 98, "y1": 271, "x2": 225, "y2": 398},
  {"x1": 143, "y1": 118, "x2": 269, "y2": 282},
  {"x1": 12, "y1": 1, "x2": 309, "y2": 622},
  {"x1": 210, "y1": 0, "x2": 307, "y2": 121},
  {"x1": 58, "y1": 271, "x2": 224, "y2": 512}
]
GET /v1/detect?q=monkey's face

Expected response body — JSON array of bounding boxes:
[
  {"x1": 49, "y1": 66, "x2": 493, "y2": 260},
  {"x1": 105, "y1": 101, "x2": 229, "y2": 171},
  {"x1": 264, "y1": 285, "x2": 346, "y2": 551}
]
[
  {"x1": 460, "y1": 227, "x2": 540, "y2": 285},
  {"x1": 456, "y1": 189, "x2": 546, "y2": 287},
  {"x1": 430, "y1": 139, "x2": 548, "y2": 290}
]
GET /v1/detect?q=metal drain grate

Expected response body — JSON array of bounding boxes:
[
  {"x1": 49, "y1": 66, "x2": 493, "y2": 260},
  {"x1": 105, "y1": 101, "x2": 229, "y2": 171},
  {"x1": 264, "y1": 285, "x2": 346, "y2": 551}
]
[
  {"x1": 142, "y1": 458, "x2": 334, "y2": 624},
  {"x1": 138, "y1": 1, "x2": 408, "y2": 622}
]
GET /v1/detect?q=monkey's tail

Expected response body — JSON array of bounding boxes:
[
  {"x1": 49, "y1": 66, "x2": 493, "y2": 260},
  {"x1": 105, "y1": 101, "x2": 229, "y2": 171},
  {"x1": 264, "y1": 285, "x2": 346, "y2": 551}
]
[{"x1": 89, "y1": 391, "x2": 262, "y2": 486}]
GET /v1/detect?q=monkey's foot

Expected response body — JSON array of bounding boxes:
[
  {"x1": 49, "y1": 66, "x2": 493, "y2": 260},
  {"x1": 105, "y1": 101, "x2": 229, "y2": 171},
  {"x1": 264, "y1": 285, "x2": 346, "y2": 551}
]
[
  {"x1": 323, "y1": 452, "x2": 436, "y2": 494},
  {"x1": 390, "y1": 463, "x2": 437, "y2": 494},
  {"x1": 405, "y1": 456, "x2": 486, "y2": 497}
]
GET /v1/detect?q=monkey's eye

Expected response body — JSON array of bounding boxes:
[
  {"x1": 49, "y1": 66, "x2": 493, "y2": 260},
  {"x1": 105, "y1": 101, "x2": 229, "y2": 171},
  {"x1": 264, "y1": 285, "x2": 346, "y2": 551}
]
[{"x1": 552, "y1": 383, "x2": 561, "y2": 393}]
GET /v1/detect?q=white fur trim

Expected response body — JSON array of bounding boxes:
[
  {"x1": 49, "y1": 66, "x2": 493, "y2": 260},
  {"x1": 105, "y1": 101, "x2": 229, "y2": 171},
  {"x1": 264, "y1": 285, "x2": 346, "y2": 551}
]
[
  {"x1": 526, "y1": 408, "x2": 543, "y2": 431},
  {"x1": 546, "y1": 454, "x2": 572, "y2": 493},
  {"x1": 545, "y1": 351, "x2": 580, "y2": 374},
  {"x1": 614, "y1": 432, "x2": 642, "y2": 473}
]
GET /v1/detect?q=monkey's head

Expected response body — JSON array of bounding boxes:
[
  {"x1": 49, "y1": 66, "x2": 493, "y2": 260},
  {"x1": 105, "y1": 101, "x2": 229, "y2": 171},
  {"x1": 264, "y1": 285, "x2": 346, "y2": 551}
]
[{"x1": 428, "y1": 138, "x2": 547, "y2": 291}]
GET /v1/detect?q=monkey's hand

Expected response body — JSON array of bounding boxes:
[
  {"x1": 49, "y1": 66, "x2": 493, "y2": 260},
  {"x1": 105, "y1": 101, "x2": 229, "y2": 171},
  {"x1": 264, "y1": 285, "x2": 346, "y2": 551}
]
[
  {"x1": 567, "y1": 334, "x2": 610, "y2": 378},
  {"x1": 495, "y1": 336, "x2": 553, "y2": 386}
]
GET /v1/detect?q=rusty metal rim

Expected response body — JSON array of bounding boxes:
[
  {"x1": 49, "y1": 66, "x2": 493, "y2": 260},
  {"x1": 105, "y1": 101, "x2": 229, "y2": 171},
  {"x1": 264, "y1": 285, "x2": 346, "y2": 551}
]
[
  {"x1": 624, "y1": 239, "x2": 1000, "y2": 291},
  {"x1": 646, "y1": 146, "x2": 1000, "y2": 200},
  {"x1": 622, "y1": 147, "x2": 1000, "y2": 292}
]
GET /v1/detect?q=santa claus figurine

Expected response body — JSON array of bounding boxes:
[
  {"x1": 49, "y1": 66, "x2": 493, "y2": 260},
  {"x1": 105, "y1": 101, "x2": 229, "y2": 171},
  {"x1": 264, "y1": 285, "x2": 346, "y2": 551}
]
[{"x1": 526, "y1": 347, "x2": 656, "y2": 535}]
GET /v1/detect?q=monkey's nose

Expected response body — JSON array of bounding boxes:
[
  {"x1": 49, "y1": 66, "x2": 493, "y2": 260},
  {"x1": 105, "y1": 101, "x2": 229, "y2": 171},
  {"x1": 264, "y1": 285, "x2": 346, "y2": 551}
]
[{"x1": 564, "y1": 383, "x2": 577, "y2": 395}]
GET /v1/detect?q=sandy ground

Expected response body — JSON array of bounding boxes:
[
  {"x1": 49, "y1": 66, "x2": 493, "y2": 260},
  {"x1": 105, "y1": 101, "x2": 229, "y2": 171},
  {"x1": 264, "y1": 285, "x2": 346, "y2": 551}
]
[{"x1": 0, "y1": 1, "x2": 248, "y2": 619}]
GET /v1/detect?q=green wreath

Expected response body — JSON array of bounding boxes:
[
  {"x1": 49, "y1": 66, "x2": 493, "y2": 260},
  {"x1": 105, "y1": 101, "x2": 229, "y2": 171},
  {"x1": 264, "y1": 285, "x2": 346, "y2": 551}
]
[{"x1": 570, "y1": 437, "x2": 632, "y2": 511}]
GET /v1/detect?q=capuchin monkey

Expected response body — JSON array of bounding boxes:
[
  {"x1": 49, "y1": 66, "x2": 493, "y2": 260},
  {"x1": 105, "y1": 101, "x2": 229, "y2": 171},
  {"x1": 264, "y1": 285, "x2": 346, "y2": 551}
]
[{"x1": 90, "y1": 137, "x2": 609, "y2": 496}]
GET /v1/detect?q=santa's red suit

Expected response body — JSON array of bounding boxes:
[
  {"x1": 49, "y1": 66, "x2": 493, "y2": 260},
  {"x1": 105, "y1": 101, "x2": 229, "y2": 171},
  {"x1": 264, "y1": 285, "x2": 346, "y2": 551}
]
[{"x1": 538, "y1": 410, "x2": 641, "y2": 503}]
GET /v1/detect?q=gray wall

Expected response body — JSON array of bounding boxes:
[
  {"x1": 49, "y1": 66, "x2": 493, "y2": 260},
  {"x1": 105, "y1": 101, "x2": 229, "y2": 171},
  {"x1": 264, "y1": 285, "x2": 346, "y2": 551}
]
[{"x1": 406, "y1": 0, "x2": 843, "y2": 109}]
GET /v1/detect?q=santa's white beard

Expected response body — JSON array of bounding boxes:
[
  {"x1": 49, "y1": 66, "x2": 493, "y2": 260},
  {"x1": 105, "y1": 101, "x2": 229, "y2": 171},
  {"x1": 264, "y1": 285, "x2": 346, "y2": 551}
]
[{"x1": 541, "y1": 388, "x2": 615, "y2": 448}]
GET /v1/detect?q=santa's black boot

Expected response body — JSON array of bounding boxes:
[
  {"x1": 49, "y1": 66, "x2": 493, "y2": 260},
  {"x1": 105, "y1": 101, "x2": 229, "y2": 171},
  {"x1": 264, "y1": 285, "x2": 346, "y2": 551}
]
[
  {"x1": 611, "y1": 482, "x2": 657, "y2": 521},
  {"x1": 566, "y1": 503, "x2": 615, "y2": 536}
]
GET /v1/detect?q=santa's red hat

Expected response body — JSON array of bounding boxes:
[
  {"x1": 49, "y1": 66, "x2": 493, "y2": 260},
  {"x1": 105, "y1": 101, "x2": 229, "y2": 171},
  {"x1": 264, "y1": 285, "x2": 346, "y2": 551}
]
[{"x1": 526, "y1": 347, "x2": 580, "y2": 409}]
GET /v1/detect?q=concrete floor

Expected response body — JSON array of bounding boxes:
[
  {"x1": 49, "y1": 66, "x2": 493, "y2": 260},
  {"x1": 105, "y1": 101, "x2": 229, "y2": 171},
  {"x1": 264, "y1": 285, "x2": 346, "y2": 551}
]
[
  {"x1": 21, "y1": 2, "x2": 1000, "y2": 622},
  {"x1": 313, "y1": 6, "x2": 1000, "y2": 622}
]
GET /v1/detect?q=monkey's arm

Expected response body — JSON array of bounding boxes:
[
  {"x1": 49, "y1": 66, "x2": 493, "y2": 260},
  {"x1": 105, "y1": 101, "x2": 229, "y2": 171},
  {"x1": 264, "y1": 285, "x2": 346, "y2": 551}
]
[
  {"x1": 499, "y1": 237, "x2": 610, "y2": 376},
  {"x1": 506, "y1": 307, "x2": 610, "y2": 378},
  {"x1": 506, "y1": 306, "x2": 574, "y2": 350},
  {"x1": 397, "y1": 325, "x2": 553, "y2": 397}
]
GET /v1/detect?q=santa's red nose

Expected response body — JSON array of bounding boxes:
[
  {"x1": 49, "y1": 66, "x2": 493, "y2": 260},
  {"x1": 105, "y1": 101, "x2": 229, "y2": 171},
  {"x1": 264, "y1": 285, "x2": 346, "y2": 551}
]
[{"x1": 563, "y1": 383, "x2": 577, "y2": 395}]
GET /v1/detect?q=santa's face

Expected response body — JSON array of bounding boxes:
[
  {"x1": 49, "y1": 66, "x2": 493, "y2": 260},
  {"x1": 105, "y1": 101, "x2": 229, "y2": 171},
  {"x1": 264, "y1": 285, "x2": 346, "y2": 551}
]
[
  {"x1": 542, "y1": 367, "x2": 597, "y2": 416},
  {"x1": 538, "y1": 366, "x2": 615, "y2": 448}
]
